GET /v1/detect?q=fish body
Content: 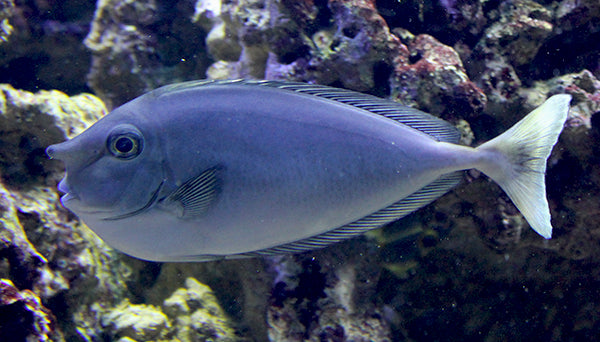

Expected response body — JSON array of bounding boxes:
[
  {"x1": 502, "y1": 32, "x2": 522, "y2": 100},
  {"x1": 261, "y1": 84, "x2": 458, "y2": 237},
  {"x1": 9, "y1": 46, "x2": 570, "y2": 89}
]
[{"x1": 47, "y1": 80, "x2": 570, "y2": 262}]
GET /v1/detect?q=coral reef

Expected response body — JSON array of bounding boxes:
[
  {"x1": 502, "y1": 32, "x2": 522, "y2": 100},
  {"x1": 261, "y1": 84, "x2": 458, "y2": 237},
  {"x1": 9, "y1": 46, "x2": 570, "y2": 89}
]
[
  {"x1": 0, "y1": 0, "x2": 14, "y2": 43},
  {"x1": 0, "y1": 278, "x2": 62, "y2": 341},
  {"x1": 0, "y1": 85, "x2": 131, "y2": 340},
  {"x1": 163, "y1": 277, "x2": 236, "y2": 341},
  {"x1": 0, "y1": 0, "x2": 93, "y2": 94},
  {"x1": 102, "y1": 300, "x2": 170, "y2": 340},
  {"x1": 85, "y1": 0, "x2": 210, "y2": 108},
  {"x1": 372, "y1": 69, "x2": 600, "y2": 340},
  {"x1": 466, "y1": 0, "x2": 553, "y2": 115},
  {"x1": 390, "y1": 32, "x2": 487, "y2": 117},
  {"x1": 266, "y1": 243, "x2": 391, "y2": 342},
  {"x1": 0, "y1": 0, "x2": 599, "y2": 341},
  {"x1": 0, "y1": 83, "x2": 243, "y2": 341}
]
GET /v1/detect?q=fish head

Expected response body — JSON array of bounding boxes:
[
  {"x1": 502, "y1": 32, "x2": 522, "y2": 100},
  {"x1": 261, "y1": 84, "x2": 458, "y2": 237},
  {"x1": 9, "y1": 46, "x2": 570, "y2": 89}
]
[{"x1": 46, "y1": 104, "x2": 165, "y2": 221}]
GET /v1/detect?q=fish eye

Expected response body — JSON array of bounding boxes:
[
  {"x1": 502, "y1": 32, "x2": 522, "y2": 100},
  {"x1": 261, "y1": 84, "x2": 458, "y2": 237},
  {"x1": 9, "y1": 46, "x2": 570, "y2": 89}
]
[{"x1": 107, "y1": 125, "x2": 144, "y2": 160}]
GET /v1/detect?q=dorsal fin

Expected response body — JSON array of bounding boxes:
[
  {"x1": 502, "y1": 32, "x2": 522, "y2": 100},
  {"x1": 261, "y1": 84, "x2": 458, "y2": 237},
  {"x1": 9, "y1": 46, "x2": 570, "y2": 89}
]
[
  {"x1": 155, "y1": 79, "x2": 461, "y2": 143},
  {"x1": 179, "y1": 171, "x2": 463, "y2": 261}
]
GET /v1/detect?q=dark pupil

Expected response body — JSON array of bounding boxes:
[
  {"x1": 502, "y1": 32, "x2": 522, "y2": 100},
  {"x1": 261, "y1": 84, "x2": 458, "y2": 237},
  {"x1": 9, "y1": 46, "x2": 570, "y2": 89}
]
[{"x1": 115, "y1": 137, "x2": 134, "y2": 153}]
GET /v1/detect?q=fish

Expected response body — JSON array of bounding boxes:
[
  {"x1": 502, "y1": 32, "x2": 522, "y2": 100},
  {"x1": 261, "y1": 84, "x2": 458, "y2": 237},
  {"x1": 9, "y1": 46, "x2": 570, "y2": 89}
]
[{"x1": 46, "y1": 80, "x2": 571, "y2": 262}]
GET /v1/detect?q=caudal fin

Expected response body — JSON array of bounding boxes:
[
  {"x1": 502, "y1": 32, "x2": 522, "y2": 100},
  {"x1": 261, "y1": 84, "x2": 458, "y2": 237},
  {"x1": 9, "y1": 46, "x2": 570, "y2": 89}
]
[{"x1": 476, "y1": 94, "x2": 571, "y2": 239}]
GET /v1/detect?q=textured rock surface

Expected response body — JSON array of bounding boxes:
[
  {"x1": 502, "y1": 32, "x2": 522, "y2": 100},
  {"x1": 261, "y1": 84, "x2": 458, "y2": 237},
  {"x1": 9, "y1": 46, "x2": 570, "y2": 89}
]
[
  {"x1": 390, "y1": 33, "x2": 486, "y2": 117},
  {"x1": 102, "y1": 301, "x2": 169, "y2": 340},
  {"x1": 163, "y1": 277, "x2": 236, "y2": 342},
  {"x1": 0, "y1": 83, "x2": 243, "y2": 341},
  {"x1": 266, "y1": 243, "x2": 391, "y2": 342},
  {"x1": 0, "y1": 84, "x2": 105, "y2": 187},
  {"x1": 0, "y1": 1, "x2": 94, "y2": 94},
  {"x1": 0, "y1": 85, "x2": 134, "y2": 341},
  {"x1": 127, "y1": 258, "x2": 271, "y2": 341},
  {"x1": 466, "y1": 0, "x2": 554, "y2": 114},
  {"x1": 0, "y1": 0, "x2": 14, "y2": 44},
  {"x1": 372, "y1": 69, "x2": 600, "y2": 340},
  {"x1": 0, "y1": 278, "x2": 62, "y2": 341},
  {"x1": 85, "y1": 0, "x2": 210, "y2": 108},
  {"x1": 0, "y1": 0, "x2": 599, "y2": 341}
]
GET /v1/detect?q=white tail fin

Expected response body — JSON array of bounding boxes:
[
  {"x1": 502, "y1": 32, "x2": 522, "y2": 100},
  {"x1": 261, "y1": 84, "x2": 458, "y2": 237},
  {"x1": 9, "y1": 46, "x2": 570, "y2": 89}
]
[{"x1": 476, "y1": 94, "x2": 571, "y2": 239}]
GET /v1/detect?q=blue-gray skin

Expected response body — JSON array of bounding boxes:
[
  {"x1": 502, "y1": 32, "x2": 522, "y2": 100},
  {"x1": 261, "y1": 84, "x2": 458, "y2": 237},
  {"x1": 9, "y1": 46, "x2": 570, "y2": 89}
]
[{"x1": 46, "y1": 80, "x2": 571, "y2": 262}]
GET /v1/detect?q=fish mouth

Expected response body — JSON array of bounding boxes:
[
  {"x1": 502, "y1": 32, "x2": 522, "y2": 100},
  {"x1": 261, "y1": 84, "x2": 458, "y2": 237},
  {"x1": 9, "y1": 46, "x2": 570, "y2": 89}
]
[
  {"x1": 58, "y1": 178, "x2": 70, "y2": 193},
  {"x1": 61, "y1": 192, "x2": 79, "y2": 203},
  {"x1": 101, "y1": 180, "x2": 165, "y2": 221},
  {"x1": 56, "y1": 178, "x2": 165, "y2": 221},
  {"x1": 57, "y1": 179, "x2": 80, "y2": 208}
]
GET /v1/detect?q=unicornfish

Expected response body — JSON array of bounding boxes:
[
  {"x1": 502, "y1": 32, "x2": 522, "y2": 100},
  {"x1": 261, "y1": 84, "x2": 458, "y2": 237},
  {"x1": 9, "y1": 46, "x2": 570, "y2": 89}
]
[{"x1": 46, "y1": 80, "x2": 571, "y2": 262}]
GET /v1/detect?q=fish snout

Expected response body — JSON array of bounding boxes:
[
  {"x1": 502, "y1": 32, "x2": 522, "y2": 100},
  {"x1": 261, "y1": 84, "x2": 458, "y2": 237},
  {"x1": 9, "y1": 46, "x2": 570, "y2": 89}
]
[
  {"x1": 46, "y1": 139, "x2": 88, "y2": 164},
  {"x1": 46, "y1": 142, "x2": 67, "y2": 161},
  {"x1": 47, "y1": 135, "x2": 106, "y2": 167}
]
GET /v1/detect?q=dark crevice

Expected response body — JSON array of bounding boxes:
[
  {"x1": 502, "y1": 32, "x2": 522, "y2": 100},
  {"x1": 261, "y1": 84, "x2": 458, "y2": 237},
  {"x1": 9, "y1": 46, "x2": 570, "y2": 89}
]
[
  {"x1": 375, "y1": 0, "x2": 485, "y2": 47},
  {"x1": 372, "y1": 62, "x2": 393, "y2": 97},
  {"x1": 519, "y1": 29, "x2": 600, "y2": 83}
]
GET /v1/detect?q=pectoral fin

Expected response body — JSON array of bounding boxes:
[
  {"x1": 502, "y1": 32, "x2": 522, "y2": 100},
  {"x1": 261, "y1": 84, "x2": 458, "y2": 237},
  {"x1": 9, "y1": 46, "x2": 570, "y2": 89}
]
[{"x1": 160, "y1": 166, "x2": 223, "y2": 218}]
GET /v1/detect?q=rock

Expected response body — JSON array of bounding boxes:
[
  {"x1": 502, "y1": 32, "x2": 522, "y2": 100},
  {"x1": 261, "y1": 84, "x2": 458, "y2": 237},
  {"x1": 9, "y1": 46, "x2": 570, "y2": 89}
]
[
  {"x1": 102, "y1": 300, "x2": 169, "y2": 341},
  {"x1": 482, "y1": 0, "x2": 553, "y2": 68},
  {"x1": 390, "y1": 33, "x2": 486, "y2": 117},
  {"x1": 134, "y1": 259, "x2": 269, "y2": 341},
  {"x1": 438, "y1": 0, "x2": 487, "y2": 36},
  {"x1": 193, "y1": 0, "x2": 222, "y2": 29},
  {"x1": 206, "y1": 21, "x2": 243, "y2": 62},
  {"x1": 163, "y1": 277, "x2": 236, "y2": 342},
  {"x1": 467, "y1": 0, "x2": 560, "y2": 111},
  {"x1": 0, "y1": 84, "x2": 134, "y2": 341},
  {"x1": 0, "y1": 0, "x2": 14, "y2": 43},
  {"x1": 268, "y1": 0, "x2": 408, "y2": 92},
  {"x1": 85, "y1": 0, "x2": 210, "y2": 108},
  {"x1": 0, "y1": 278, "x2": 63, "y2": 341},
  {"x1": 0, "y1": 84, "x2": 105, "y2": 187},
  {"x1": 555, "y1": 0, "x2": 600, "y2": 33},
  {"x1": 377, "y1": 0, "x2": 488, "y2": 44},
  {"x1": 266, "y1": 241, "x2": 390, "y2": 341},
  {"x1": 200, "y1": 0, "x2": 407, "y2": 93},
  {"x1": 0, "y1": 1, "x2": 93, "y2": 93}
]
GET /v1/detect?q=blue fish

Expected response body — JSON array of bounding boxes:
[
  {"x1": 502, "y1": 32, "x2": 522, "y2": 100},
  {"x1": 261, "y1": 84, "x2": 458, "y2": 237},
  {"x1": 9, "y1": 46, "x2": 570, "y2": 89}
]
[{"x1": 46, "y1": 80, "x2": 571, "y2": 262}]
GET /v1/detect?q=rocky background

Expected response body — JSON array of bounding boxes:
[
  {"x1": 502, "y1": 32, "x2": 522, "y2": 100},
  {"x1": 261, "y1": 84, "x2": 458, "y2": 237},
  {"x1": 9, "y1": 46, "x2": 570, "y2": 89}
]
[{"x1": 0, "y1": 0, "x2": 599, "y2": 341}]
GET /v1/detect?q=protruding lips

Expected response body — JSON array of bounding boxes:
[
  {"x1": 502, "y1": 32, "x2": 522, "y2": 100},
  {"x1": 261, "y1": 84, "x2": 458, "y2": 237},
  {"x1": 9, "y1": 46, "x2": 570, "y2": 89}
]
[
  {"x1": 55, "y1": 178, "x2": 86, "y2": 214},
  {"x1": 49, "y1": 143, "x2": 81, "y2": 206},
  {"x1": 49, "y1": 149, "x2": 94, "y2": 214},
  {"x1": 57, "y1": 178, "x2": 79, "y2": 203},
  {"x1": 47, "y1": 142, "x2": 103, "y2": 215},
  {"x1": 47, "y1": 143, "x2": 81, "y2": 205},
  {"x1": 54, "y1": 176, "x2": 164, "y2": 220},
  {"x1": 56, "y1": 181, "x2": 113, "y2": 217},
  {"x1": 57, "y1": 178, "x2": 71, "y2": 194}
]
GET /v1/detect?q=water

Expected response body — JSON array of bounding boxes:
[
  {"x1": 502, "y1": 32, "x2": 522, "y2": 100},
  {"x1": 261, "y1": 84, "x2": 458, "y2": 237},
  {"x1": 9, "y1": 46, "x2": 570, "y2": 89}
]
[{"x1": 0, "y1": 0, "x2": 599, "y2": 341}]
